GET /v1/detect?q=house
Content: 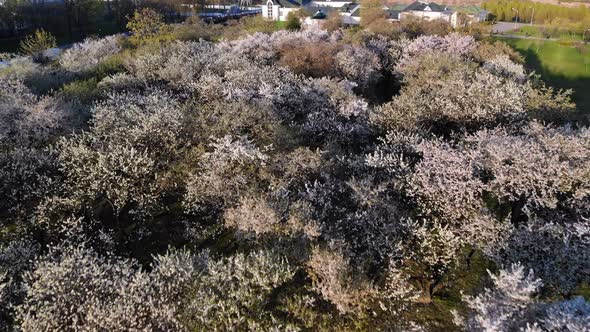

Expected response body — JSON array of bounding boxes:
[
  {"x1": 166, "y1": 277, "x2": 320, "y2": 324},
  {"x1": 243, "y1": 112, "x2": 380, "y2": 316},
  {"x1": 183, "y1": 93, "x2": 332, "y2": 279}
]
[
  {"x1": 399, "y1": 1, "x2": 489, "y2": 28},
  {"x1": 399, "y1": 1, "x2": 454, "y2": 23},
  {"x1": 261, "y1": 0, "x2": 488, "y2": 28},
  {"x1": 343, "y1": 5, "x2": 402, "y2": 25},
  {"x1": 262, "y1": 0, "x2": 308, "y2": 22}
]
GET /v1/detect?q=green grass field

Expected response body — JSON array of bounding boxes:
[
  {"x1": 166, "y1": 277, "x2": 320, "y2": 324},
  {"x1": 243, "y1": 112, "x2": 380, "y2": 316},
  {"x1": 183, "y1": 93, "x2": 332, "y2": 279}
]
[
  {"x1": 498, "y1": 37, "x2": 590, "y2": 114},
  {"x1": 509, "y1": 25, "x2": 586, "y2": 41}
]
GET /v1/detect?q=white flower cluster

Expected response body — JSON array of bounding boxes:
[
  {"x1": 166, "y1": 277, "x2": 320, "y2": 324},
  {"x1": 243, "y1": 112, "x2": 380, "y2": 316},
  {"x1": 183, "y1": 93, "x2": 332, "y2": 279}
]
[{"x1": 59, "y1": 35, "x2": 122, "y2": 73}]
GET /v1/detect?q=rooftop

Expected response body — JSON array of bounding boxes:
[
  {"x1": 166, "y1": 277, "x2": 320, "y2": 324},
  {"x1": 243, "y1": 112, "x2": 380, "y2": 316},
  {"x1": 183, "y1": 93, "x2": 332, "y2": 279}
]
[
  {"x1": 403, "y1": 1, "x2": 450, "y2": 12},
  {"x1": 271, "y1": 0, "x2": 312, "y2": 8}
]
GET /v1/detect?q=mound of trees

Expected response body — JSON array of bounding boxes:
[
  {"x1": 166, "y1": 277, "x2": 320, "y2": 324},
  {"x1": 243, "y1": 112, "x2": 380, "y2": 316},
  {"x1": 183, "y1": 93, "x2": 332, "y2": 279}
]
[{"x1": 0, "y1": 19, "x2": 588, "y2": 331}]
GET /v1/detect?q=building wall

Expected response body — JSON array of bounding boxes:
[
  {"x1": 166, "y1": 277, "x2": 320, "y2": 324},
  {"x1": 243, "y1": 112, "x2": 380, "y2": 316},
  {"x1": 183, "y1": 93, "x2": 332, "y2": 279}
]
[
  {"x1": 341, "y1": 14, "x2": 360, "y2": 25},
  {"x1": 451, "y1": 12, "x2": 458, "y2": 28},
  {"x1": 262, "y1": 1, "x2": 281, "y2": 20},
  {"x1": 400, "y1": 10, "x2": 452, "y2": 23}
]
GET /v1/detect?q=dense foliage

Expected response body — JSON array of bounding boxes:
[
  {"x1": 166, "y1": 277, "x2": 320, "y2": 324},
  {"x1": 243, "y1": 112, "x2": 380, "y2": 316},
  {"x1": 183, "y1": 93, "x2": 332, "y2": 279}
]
[
  {"x1": 483, "y1": 0, "x2": 590, "y2": 32},
  {"x1": 0, "y1": 17, "x2": 588, "y2": 331}
]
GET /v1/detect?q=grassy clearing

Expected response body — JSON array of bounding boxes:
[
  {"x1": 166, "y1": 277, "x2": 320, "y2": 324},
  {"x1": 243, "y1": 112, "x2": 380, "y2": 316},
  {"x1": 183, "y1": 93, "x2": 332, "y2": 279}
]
[
  {"x1": 498, "y1": 37, "x2": 590, "y2": 114},
  {"x1": 275, "y1": 21, "x2": 287, "y2": 29},
  {"x1": 509, "y1": 25, "x2": 586, "y2": 41}
]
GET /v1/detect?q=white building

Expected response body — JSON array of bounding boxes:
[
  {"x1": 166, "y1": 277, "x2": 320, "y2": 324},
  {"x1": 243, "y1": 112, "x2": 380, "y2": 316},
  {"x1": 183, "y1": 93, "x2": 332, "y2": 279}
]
[
  {"x1": 399, "y1": 1, "x2": 488, "y2": 28},
  {"x1": 399, "y1": 1, "x2": 454, "y2": 22},
  {"x1": 262, "y1": 0, "x2": 306, "y2": 22},
  {"x1": 261, "y1": 0, "x2": 488, "y2": 28}
]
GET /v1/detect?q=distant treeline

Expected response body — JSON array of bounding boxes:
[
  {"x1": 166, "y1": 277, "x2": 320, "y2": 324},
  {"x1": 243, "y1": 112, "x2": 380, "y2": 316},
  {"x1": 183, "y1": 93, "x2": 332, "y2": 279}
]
[
  {"x1": 0, "y1": 0, "x2": 206, "y2": 41},
  {"x1": 482, "y1": 0, "x2": 590, "y2": 24}
]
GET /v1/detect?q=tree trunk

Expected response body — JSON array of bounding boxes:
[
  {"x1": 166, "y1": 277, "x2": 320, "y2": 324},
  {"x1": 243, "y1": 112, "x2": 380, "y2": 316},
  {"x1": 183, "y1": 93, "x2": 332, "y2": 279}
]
[
  {"x1": 416, "y1": 279, "x2": 434, "y2": 304},
  {"x1": 415, "y1": 277, "x2": 444, "y2": 304},
  {"x1": 466, "y1": 248, "x2": 476, "y2": 268}
]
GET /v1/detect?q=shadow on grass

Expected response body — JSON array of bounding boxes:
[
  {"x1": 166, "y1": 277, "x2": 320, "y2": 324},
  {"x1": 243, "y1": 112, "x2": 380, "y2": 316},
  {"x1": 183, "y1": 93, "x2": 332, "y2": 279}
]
[{"x1": 518, "y1": 46, "x2": 590, "y2": 118}]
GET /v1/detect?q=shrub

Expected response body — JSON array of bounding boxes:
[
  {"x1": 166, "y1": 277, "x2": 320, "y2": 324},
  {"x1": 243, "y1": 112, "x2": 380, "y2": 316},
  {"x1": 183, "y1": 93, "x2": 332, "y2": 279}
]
[
  {"x1": 334, "y1": 45, "x2": 382, "y2": 89},
  {"x1": 400, "y1": 17, "x2": 452, "y2": 38},
  {"x1": 185, "y1": 99, "x2": 283, "y2": 146},
  {"x1": 482, "y1": 55, "x2": 527, "y2": 82},
  {"x1": 490, "y1": 216, "x2": 590, "y2": 296},
  {"x1": 17, "y1": 245, "x2": 200, "y2": 331},
  {"x1": 278, "y1": 41, "x2": 340, "y2": 78},
  {"x1": 59, "y1": 78, "x2": 100, "y2": 103},
  {"x1": 0, "y1": 239, "x2": 39, "y2": 329},
  {"x1": 0, "y1": 77, "x2": 84, "y2": 149},
  {"x1": 308, "y1": 247, "x2": 376, "y2": 314},
  {"x1": 0, "y1": 56, "x2": 74, "y2": 94},
  {"x1": 183, "y1": 135, "x2": 270, "y2": 211},
  {"x1": 127, "y1": 8, "x2": 173, "y2": 46},
  {"x1": 180, "y1": 250, "x2": 296, "y2": 331},
  {"x1": 172, "y1": 19, "x2": 215, "y2": 41},
  {"x1": 90, "y1": 90, "x2": 184, "y2": 159},
  {"x1": 0, "y1": 148, "x2": 54, "y2": 219},
  {"x1": 468, "y1": 123, "x2": 590, "y2": 210},
  {"x1": 224, "y1": 196, "x2": 280, "y2": 236},
  {"x1": 461, "y1": 263, "x2": 543, "y2": 331},
  {"x1": 360, "y1": 0, "x2": 389, "y2": 35},
  {"x1": 19, "y1": 29, "x2": 57, "y2": 63},
  {"x1": 92, "y1": 53, "x2": 126, "y2": 79},
  {"x1": 124, "y1": 40, "x2": 214, "y2": 88},
  {"x1": 373, "y1": 53, "x2": 526, "y2": 133},
  {"x1": 322, "y1": 11, "x2": 343, "y2": 32},
  {"x1": 54, "y1": 90, "x2": 185, "y2": 226},
  {"x1": 222, "y1": 16, "x2": 278, "y2": 40},
  {"x1": 285, "y1": 12, "x2": 301, "y2": 31},
  {"x1": 470, "y1": 40, "x2": 524, "y2": 64},
  {"x1": 404, "y1": 122, "x2": 590, "y2": 220},
  {"x1": 57, "y1": 136, "x2": 160, "y2": 223},
  {"x1": 59, "y1": 35, "x2": 122, "y2": 74},
  {"x1": 460, "y1": 264, "x2": 590, "y2": 331},
  {"x1": 399, "y1": 33, "x2": 476, "y2": 66}
]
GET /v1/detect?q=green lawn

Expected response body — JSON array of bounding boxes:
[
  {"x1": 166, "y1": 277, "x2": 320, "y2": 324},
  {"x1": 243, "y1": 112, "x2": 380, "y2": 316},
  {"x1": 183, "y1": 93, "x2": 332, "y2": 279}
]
[
  {"x1": 498, "y1": 37, "x2": 590, "y2": 114},
  {"x1": 0, "y1": 4, "x2": 123, "y2": 54},
  {"x1": 274, "y1": 21, "x2": 287, "y2": 29},
  {"x1": 509, "y1": 25, "x2": 586, "y2": 41}
]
